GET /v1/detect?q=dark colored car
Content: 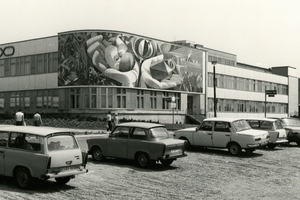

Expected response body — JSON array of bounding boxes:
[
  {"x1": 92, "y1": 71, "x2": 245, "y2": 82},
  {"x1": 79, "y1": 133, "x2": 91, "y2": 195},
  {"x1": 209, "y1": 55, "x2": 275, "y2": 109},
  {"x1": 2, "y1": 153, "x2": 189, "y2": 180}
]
[
  {"x1": 276, "y1": 117, "x2": 300, "y2": 146},
  {"x1": 87, "y1": 122, "x2": 187, "y2": 168}
]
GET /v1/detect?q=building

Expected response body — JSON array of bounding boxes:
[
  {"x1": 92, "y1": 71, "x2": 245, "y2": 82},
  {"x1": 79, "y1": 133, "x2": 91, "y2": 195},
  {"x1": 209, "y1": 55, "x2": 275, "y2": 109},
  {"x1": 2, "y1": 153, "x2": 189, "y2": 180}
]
[{"x1": 0, "y1": 30, "x2": 297, "y2": 123}]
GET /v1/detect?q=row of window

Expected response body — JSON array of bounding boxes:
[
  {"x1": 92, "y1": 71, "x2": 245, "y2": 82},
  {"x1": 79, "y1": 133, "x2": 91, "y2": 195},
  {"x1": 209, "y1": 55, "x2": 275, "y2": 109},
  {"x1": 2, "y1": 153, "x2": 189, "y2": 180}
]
[
  {"x1": 0, "y1": 52, "x2": 58, "y2": 77},
  {"x1": 208, "y1": 98, "x2": 288, "y2": 114},
  {"x1": 0, "y1": 88, "x2": 181, "y2": 112},
  {"x1": 208, "y1": 73, "x2": 288, "y2": 95}
]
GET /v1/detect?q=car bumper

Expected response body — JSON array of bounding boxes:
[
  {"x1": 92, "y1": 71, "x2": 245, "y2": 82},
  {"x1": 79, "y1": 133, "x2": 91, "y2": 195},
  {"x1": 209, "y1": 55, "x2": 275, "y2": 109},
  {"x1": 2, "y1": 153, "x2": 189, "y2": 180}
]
[
  {"x1": 273, "y1": 139, "x2": 289, "y2": 144},
  {"x1": 247, "y1": 140, "x2": 269, "y2": 148},
  {"x1": 41, "y1": 169, "x2": 88, "y2": 180},
  {"x1": 160, "y1": 153, "x2": 187, "y2": 160}
]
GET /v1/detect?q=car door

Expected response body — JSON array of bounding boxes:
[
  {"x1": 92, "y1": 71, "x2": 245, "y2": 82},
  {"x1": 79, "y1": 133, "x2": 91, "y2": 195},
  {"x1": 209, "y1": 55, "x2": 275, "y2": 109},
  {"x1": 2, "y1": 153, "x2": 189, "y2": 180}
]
[
  {"x1": 0, "y1": 132, "x2": 9, "y2": 175},
  {"x1": 193, "y1": 121, "x2": 213, "y2": 147},
  {"x1": 106, "y1": 126, "x2": 129, "y2": 158},
  {"x1": 212, "y1": 121, "x2": 231, "y2": 147}
]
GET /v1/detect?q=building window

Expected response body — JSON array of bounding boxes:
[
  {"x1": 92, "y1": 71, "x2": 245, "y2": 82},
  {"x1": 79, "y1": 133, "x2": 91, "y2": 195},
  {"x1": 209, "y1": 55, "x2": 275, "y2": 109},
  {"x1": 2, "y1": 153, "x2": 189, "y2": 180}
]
[
  {"x1": 108, "y1": 88, "x2": 113, "y2": 108},
  {"x1": 91, "y1": 88, "x2": 97, "y2": 108},
  {"x1": 10, "y1": 58, "x2": 16, "y2": 76},
  {"x1": 70, "y1": 88, "x2": 80, "y2": 109},
  {"x1": 101, "y1": 88, "x2": 106, "y2": 108},
  {"x1": 0, "y1": 93, "x2": 4, "y2": 109},
  {"x1": 137, "y1": 90, "x2": 144, "y2": 109},
  {"x1": 150, "y1": 91, "x2": 157, "y2": 109},
  {"x1": 0, "y1": 59, "x2": 4, "y2": 77},
  {"x1": 117, "y1": 88, "x2": 126, "y2": 108}
]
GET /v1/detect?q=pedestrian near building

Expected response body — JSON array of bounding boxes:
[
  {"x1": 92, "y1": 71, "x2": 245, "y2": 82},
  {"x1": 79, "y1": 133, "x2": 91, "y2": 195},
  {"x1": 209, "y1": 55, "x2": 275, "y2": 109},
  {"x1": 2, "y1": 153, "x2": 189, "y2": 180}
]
[
  {"x1": 112, "y1": 113, "x2": 119, "y2": 129},
  {"x1": 107, "y1": 111, "x2": 112, "y2": 131},
  {"x1": 33, "y1": 111, "x2": 43, "y2": 126},
  {"x1": 15, "y1": 109, "x2": 25, "y2": 126}
]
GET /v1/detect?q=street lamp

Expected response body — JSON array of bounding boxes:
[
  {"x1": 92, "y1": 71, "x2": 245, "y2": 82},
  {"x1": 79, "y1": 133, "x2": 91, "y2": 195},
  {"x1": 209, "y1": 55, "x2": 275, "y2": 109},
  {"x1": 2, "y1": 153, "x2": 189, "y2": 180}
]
[{"x1": 211, "y1": 60, "x2": 217, "y2": 117}]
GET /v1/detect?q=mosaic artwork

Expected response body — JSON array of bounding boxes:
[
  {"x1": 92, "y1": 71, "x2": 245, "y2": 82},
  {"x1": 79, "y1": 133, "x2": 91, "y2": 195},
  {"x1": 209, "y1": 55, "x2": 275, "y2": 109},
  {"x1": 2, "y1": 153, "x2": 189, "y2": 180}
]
[{"x1": 58, "y1": 31, "x2": 204, "y2": 92}]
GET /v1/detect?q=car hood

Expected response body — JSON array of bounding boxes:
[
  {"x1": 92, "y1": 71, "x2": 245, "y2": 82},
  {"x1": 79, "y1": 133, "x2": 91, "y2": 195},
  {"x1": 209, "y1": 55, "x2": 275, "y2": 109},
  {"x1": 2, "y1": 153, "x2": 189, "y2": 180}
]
[
  {"x1": 175, "y1": 127, "x2": 197, "y2": 132},
  {"x1": 237, "y1": 129, "x2": 269, "y2": 136}
]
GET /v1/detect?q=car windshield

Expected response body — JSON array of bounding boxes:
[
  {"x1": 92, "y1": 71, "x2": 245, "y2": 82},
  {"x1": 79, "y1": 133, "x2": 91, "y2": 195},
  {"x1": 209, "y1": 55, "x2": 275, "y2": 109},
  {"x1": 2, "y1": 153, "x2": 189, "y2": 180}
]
[
  {"x1": 149, "y1": 127, "x2": 170, "y2": 139},
  {"x1": 47, "y1": 134, "x2": 78, "y2": 151},
  {"x1": 281, "y1": 118, "x2": 300, "y2": 127},
  {"x1": 274, "y1": 120, "x2": 284, "y2": 130},
  {"x1": 232, "y1": 120, "x2": 252, "y2": 132}
]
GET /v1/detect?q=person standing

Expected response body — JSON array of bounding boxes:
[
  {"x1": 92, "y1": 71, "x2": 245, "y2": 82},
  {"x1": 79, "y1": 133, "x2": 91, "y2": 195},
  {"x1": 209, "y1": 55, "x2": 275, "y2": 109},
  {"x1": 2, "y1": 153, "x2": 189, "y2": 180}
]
[
  {"x1": 15, "y1": 109, "x2": 25, "y2": 126},
  {"x1": 113, "y1": 113, "x2": 119, "y2": 129},
  {"x1": 107, "y1": 111, "x2": 112, "y2": 131},
  {"x1": 33, "y1": 111, "x2": 43, "y2": 126}
]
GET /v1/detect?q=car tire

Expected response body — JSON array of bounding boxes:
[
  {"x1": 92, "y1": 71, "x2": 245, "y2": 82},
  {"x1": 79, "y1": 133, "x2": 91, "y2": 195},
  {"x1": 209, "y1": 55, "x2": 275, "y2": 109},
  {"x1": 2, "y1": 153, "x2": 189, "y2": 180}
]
[
  {"x1": 55, "y1": 177, "x2": 71, "y2": 184},
  {"x1": 136, "y1": 152, "x2": 154, "y2": 168},
  {"x1": 91, "y1": 146, "x2": 106, "y2": 161},
  {"x1": 228, "y1": 143, "x2": 242, "y2": 156},
  {"x1": 15, "y1": 167, "x2": 33, "y2": 190},
  {"x1": 179, "y1": 137, "x2": 190, "y2": 150},
  {"x1": 160, "y1": 159, "x2": 174, "y2": 166},
  {"x1": 296, "y1": 141, "x2": 300, "y2": 147},
  {"x1": 245, "y1": 148, "x2": 255, "y2": 154},
  {"x1": 267, "y1": 144, "x2": 277, "y2": 149}
]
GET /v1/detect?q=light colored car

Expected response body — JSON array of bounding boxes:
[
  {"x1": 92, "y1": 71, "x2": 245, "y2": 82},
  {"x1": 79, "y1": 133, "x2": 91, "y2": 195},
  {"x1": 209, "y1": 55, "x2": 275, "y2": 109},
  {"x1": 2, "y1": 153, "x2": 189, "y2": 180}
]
[
  {"x1": 245, "y1": 118, "x2": 288, "y2": 149},
  {"x1": 173, "y1": 118, "x2": 270, "y2": 156},
  {"x1": 87, "y1": 122, "x2": 187, "y2": 168},
  {"x1": 0, "y1": 126, "x2": 88, "y2": 189}
]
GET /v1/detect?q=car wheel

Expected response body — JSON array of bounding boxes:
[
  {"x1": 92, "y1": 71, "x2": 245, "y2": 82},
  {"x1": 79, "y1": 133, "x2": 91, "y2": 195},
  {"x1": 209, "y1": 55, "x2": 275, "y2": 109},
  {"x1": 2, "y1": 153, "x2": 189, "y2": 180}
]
[
  {"x1": 267, "y1": 144, "x2": 277, "y2": 149},
  {"x1": 91, "y1": 147, "x2": 106, "y2": 161},
  {"x1": 296, "y1": 141, "x2": 300, "y2": 147},
  {"x1": 245, "y1": 148, "x2": 255, "y2": 154},
  {"x1": 179, "y1": 137, "x2": 190, "y2": 150},
  {"x1": 136, "y1": 153, "x2": 154, "y2": 168},
  {"x1": 55, "y1": 177, "x2": 71, "y2": 184},
  {"x1": 15, "y1": 167, "x2": 33, "y2": 189},
  {"x1": 160, "y1": 159, "x2": 174, "y2": 166},
  {"x1": 228, "y1": 143, "x2": 241, "y2": 156}
]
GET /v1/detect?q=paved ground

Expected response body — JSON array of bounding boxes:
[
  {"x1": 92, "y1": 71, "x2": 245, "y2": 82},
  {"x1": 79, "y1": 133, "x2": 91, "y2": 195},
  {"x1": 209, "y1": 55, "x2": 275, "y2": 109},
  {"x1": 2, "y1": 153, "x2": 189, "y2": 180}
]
[{"x1": 1, "y1": 142, "x2": 299, "y2": 200}]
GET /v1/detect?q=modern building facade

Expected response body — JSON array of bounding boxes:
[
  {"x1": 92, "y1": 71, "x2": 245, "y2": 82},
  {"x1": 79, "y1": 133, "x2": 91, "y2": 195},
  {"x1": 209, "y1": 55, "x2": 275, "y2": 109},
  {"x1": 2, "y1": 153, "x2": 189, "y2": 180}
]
[{"x1": 0, "y1": 30, "x2": 297, "y2": 123}]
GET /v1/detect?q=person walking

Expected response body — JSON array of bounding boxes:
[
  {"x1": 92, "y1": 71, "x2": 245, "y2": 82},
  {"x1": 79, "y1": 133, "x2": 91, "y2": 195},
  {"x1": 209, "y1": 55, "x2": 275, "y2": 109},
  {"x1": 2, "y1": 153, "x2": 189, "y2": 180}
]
[
  {"x1": 15, "y1": 109, "x2": 25, "y2": 126},
  {"x1": 33, "y1": 111, "x2": 43, "y2": 126},
  {"x1": 112, "y1": 113, "x2": 119, "y2": 129},
  {"x1": 107, "y1": 111, "x2": 112, "y2": 131}
]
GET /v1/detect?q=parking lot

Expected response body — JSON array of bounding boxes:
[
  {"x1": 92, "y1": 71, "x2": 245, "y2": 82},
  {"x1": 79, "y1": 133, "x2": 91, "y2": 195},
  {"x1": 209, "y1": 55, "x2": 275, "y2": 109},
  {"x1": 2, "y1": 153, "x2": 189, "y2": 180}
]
[{"x1": 0, "y1": 143, "x2": 299, "y2": 200}]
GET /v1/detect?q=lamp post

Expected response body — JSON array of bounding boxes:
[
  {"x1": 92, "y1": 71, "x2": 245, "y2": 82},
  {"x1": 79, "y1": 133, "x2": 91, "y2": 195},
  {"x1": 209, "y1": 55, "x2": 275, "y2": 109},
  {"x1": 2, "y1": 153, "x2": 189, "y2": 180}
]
[{"x1": 211, "y1": 60, "x2": 217, "y2": 117}]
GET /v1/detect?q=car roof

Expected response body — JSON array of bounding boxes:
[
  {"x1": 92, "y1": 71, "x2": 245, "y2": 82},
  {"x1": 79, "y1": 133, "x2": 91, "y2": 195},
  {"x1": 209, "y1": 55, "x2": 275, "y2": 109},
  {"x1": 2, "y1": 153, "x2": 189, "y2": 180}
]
[
  {"x1": 244, "y1": 118, "x2": 278, "y2": 122},
  {"x1": 203, "y1": 118, "x2": 245, "y2": 122},
  {"x1": 116, "y1": 122, "x2": 165, "y2": 129},
  {"x1": 0, "y1": 126, "x2": 72, "y2": 137}
]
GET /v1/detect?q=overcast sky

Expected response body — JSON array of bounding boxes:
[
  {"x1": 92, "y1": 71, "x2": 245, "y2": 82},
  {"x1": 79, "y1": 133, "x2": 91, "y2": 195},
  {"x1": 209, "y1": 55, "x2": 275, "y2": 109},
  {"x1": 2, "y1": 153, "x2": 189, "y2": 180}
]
[{"x1": 1, "y1": 0, "x2": 299, "y2": 75}]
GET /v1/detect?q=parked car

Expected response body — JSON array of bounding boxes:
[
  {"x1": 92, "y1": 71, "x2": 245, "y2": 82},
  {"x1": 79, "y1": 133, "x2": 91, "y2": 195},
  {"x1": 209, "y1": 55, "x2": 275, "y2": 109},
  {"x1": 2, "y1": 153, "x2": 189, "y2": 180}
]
[
  {"x1": 87, "y1": 122, "x2": 187, "y2": 168},
  {"x1": 173, "y1": 118, "x2": 270, "y2": 156},
  {"x1": 0, "y1": 126, "x2": 88, "y2": 189},
  {"x1": 275, "y1": 117, "x2": 300, "y2": 146},
  {"x1": 245, "y1": 118, "x2": 288, "y2": 149}
]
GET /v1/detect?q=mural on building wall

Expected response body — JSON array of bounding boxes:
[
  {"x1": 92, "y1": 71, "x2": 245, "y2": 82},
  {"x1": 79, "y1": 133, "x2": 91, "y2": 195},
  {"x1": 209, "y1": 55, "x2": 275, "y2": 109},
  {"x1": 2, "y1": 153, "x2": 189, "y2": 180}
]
[{"x1": 58, "y1": 31, "x2": 203, "y2": 92}]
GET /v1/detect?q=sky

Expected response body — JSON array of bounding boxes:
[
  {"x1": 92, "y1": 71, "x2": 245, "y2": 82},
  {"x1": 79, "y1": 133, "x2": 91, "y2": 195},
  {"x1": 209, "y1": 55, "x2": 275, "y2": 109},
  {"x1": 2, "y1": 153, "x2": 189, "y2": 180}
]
[{"x1": 1, "y1": 0, "x2": 300, "y2": 75}]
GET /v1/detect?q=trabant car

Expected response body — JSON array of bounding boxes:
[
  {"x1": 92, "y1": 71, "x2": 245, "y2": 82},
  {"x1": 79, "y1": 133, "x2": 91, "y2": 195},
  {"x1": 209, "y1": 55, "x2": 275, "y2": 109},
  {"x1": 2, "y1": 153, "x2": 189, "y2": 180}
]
[
  {"x1": 0, "y1": 126, "x2": 88, "y2": 189},
  {"x1": 87, "y1": 122, "x2": 187, "y2": 168},
  {"x1": 173, "y1": 118, "x2": 270, "y2": 156},
  {"x1": 245, "y1": 118, "x2": 288, "y2": 149},
  {"x1": 275, "y1": 117, "x2": 300, "y2": 146}
]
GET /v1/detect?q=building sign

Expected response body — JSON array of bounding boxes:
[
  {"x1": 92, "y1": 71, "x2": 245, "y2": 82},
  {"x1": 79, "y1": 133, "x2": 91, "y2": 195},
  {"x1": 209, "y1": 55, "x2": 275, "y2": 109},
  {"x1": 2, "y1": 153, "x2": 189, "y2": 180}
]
[
  {"x1": 265, "y1": 90, "x2": 277, "y2": 95},
  {"x1": 58, "y1": 31, "x2": 204, "y2": 93},
  {"x1": 0, "y1": 46, "x2": 15, "y2": 57}
]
